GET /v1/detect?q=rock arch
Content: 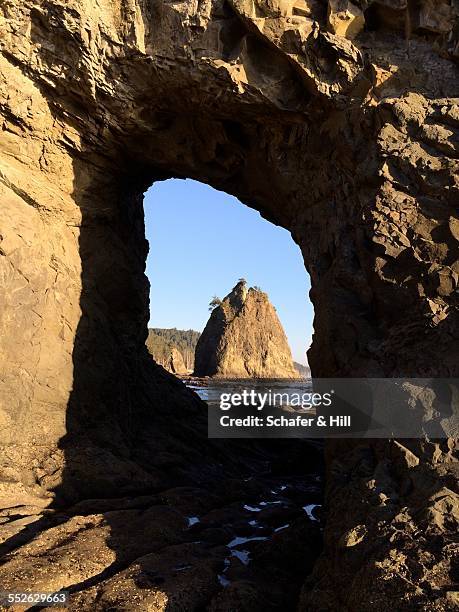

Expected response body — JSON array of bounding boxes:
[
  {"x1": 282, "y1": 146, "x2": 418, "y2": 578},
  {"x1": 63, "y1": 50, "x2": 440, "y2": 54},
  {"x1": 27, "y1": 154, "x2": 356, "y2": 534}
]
[{"x1": 0, "y1": 0, "x2": 458, "y2": 608}]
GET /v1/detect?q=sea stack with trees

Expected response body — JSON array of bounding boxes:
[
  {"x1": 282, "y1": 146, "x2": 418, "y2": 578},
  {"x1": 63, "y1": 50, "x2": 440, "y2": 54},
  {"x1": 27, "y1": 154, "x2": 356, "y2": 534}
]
[
  {"x1": 194, "y1": 279, "x2": 300, "y2": 378},
  {"x1": 146, "y1": 328, "x2": 200, "y2": 374}
]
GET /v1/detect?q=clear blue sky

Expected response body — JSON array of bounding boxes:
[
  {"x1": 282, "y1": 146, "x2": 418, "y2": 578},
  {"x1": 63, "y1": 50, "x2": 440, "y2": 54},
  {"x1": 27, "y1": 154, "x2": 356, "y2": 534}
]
[{"x1": 144, "y1": 179, "x2": 313, "y2": 364}]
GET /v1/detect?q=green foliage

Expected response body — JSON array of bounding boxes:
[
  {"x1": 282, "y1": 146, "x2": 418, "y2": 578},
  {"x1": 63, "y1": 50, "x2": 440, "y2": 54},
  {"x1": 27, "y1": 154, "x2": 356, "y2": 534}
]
[
  {"x1": 146, "y1": 328, "x2": 201, "y2": 370},
  {"x1": 252, "y1": 285, "x2": 262, "y2": 292},
  {"x1": 146, "y1": 330, "x2": 170, "y2": 363},
  {"x1": 238, "y1": 277, "x2": 247, "y2": 285},
  {"x1": 209, "y1": 296, "x2": 222, "y2": 311}
]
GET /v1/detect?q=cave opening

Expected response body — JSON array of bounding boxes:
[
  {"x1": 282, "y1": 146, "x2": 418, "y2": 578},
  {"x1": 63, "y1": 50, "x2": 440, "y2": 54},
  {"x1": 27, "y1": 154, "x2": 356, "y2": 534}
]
[
  {"x1": 143, "y1": 177, "x2": 314, "y2": 377},
  {"x1": 1, "y1": 0, "x2": 457, "y2": 605},
  {"x1": 138, "y1": 177, "x2": 324, "y2": 605}
]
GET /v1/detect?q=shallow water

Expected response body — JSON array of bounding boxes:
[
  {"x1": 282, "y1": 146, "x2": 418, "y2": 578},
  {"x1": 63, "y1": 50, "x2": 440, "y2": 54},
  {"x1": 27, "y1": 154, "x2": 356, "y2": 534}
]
[
  {"x1": 181, "y1": 376, "x2": 323, "y2": 591},
  {"x1": 186, "y1": 378, "x2": 313, "y2": 405},
  {"x1": 303, "y1": 504, "x2": 320, "y2": 521}
]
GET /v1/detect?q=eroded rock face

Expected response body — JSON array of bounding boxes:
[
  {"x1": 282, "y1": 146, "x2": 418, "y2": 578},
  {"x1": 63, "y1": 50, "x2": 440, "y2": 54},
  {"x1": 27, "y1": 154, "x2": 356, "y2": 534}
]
[
  {"x1": 147, "y1": 342, "x2": 189, "y2": 374},
  {"x1": 0, "y1": 0, "x2": 458, "y2": 609},
  {"x1": 194, "y1": 282, "x2": 299, "y2": 378},
  {"x1": 168, "y1": 348, "x2": 188, "y2": 374}
]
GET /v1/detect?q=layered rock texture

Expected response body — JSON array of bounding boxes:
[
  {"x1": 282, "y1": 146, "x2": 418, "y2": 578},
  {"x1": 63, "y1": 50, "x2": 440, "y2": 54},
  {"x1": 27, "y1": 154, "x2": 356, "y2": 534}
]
[
  {"x1": 194, "y1": 281, "x2": 299, "y2": 378},
  {"x1": 0, "y1": 0, "x2": 458, "y2": 609}
]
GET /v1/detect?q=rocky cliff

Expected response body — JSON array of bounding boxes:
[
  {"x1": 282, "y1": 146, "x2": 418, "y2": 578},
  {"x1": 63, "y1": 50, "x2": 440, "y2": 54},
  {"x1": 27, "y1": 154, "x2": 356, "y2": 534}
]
[
  {"x1": 194, "y1": 282, "x2": 299, "y2": 378},
  {"x1": 163, "y1": 346, "x2": 188, "y2": 374},
  {"x1": 294, "y1": 361, "x2": 311, "y2": 378},
  {"x1": 146, "y1": 328, "x2": 199, "y2": 373},
  {"x1": 0, "y1": 0, "x2": 458, "y2": 610}
]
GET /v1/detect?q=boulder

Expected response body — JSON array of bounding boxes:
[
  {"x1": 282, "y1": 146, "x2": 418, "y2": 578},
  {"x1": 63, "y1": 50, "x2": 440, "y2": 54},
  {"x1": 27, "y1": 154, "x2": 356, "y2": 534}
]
[{"x1": 327, "y1": 0, "x2": 365, "y2": 40}]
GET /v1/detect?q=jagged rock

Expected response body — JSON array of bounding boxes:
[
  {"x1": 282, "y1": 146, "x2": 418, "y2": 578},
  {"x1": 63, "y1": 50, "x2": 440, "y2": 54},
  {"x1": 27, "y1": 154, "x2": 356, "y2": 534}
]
[
  {"x1": 168, "y1": 347, "x2": 187, "y2": 374},
  {"x1": 0, "y1": 0, "x2": 458, "y2": 610},
  {"x1": 450, "y1": 216, "x2": 459, "y2": 242},
  {"x1": 327, "y1": 0, "x2": 365, "y2": 39},
  {"x1": 194, "y1": 282, "x2": 299, "y2": 378},
  {"x1": 414, "y1": 0, "x2": 457, "y2": 34},
  {"x1": 146, "y1": 328, "x2": 200, "y2": 372},
  {"x1": 153, "y1": 345, "x2": 188, "y2": 374},
  {"x1": 146, "y1": 332, "x2": 189, "y2": 373}
]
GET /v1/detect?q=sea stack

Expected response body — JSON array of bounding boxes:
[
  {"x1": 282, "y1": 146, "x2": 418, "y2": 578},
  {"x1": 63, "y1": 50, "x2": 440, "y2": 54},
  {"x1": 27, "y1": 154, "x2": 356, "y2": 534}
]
[
  {"x1": 146, "y1": 329, "x2": 195, "y2": 374},
  {"x1": 194, "y1": 281, "x2": 299, "y2": 378}
]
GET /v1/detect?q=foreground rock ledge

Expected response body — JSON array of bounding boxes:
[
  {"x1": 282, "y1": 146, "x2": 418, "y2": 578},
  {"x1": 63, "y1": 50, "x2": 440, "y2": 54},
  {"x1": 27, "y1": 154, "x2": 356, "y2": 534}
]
[{"x1": 0, "y1": 0, "x2": 458, "y2": 609}]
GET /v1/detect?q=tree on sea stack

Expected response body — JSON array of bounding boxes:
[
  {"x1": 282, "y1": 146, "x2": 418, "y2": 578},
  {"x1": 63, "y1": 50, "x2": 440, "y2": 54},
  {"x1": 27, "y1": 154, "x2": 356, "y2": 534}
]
[
  {"x1": 194, "y1": 280, "x2": 299, "y2": 378},
  {"x1": 208, "y1": 296, "x2": 222, "y2": 311}
]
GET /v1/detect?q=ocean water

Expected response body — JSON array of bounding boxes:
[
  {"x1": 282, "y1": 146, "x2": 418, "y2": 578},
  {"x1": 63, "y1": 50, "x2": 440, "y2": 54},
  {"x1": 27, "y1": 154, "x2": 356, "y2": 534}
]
[{"x1": 185, "y1": 378, "x2": 313, "y2": 406}]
